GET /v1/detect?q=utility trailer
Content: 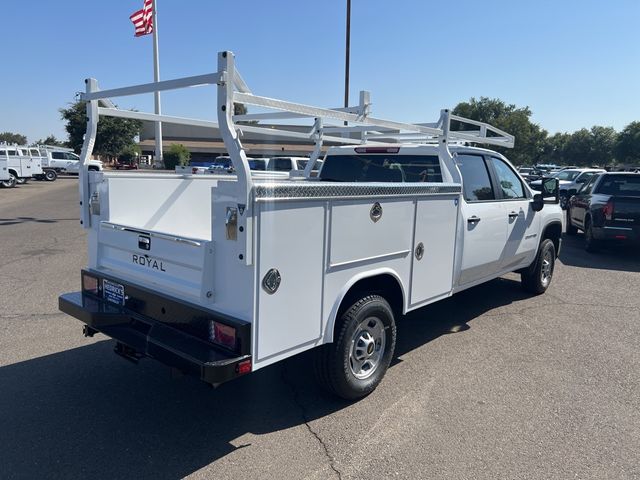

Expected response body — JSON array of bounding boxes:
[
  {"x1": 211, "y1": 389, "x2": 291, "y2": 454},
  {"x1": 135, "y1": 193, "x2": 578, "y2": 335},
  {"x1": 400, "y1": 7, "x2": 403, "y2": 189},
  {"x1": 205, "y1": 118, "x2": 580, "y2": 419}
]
[{"x1": 59, "y1": 51, "x2": 562, "y2": 399}]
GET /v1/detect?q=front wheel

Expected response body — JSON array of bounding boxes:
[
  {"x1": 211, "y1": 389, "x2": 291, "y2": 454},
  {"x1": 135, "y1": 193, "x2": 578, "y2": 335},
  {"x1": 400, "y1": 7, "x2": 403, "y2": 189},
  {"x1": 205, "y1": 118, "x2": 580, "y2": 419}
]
[
  {"x1": 0, "y1": 173, "x2": 16, "y2": 188},
  {"x1": 521, "y1": 239, "x2": 556, "y2": 294},
  {"x1": 315, "y1": 295, "x2": 396, "y2": 400}
]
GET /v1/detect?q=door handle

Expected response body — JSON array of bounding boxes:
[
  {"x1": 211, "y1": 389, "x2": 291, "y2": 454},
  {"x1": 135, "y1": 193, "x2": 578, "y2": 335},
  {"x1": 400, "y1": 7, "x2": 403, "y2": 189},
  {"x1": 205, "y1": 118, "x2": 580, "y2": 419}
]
[
  {"x1": 508, "y1": 211, "x2": 519, "y2": 218},
  {"x1": 467, "y1": 216, "x2": 481, "y2": 224}
]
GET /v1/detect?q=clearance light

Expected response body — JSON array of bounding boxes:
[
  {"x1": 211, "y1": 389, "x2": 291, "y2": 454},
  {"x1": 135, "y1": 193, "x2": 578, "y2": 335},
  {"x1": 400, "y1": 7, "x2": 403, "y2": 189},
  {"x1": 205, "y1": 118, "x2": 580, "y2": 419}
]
[
  {"x1": 354, "y1": 147, "x2": 400, "y2": 154},
  {"x1": 237, "y1": 359, "x2": 252, "y2": 375},
  {"x1": 211, "y1": 321, "x2": 237, "y2": 350},
  {"x1": 81, "y1": 273, "x2": 99, "y2": 295}
]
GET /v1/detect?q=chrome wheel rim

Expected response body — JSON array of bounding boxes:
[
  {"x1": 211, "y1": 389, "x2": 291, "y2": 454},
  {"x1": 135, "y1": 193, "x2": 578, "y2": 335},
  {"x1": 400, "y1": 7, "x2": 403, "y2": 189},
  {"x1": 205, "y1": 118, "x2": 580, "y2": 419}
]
[
  {"x1": 541, "y1": 250, "x2": 553, "y2": 287},
  {"x1": 349, "y1": 316, "x2": 386, "y2": 380}
]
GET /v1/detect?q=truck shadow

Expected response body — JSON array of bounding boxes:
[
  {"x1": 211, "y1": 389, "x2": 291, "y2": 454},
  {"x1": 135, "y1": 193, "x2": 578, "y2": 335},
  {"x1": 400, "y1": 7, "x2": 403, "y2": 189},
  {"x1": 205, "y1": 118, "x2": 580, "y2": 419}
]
[
  {"x1": 0, "y1": 277, "x2": 528, "y2": 479},
  {"x1": 559, "y1": 233, "x2": 640, "y2": 273}
]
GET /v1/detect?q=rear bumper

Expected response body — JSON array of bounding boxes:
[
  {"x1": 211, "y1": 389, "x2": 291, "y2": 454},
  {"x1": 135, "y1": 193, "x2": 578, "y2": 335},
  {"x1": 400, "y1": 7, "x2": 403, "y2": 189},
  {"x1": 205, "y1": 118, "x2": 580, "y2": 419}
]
[
  {"x1": 593, "y1": 226, "x2": 640, "y2": 243},
  {"x1": 59, "y1": 288, "x2": 252, "y2": 386}
]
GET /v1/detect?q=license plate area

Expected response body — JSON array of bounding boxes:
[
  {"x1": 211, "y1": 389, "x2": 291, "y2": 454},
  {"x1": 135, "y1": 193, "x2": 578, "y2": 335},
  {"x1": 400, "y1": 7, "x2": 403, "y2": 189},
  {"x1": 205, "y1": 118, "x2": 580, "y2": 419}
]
[{"x1": 103, "y1": 279, "x2": 125, "y2": 306}]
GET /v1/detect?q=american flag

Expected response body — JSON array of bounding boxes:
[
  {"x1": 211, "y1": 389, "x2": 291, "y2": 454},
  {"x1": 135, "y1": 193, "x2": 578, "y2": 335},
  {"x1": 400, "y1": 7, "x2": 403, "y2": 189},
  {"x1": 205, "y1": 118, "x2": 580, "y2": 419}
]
[{"x1": 129, "y1": 0, "x2": 154, "y2": 37}]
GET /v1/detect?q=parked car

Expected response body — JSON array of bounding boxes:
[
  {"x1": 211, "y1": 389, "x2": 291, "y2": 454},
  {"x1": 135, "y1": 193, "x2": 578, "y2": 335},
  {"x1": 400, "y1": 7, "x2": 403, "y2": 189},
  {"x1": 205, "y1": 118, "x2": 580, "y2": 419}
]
[
  {"x1": 566, "y1": 172, "x2": 640, "y2": 251},
  {"x1": 113, "y1": 158, "x2": 139, "y2": 170},
  {"x1": 530, "y1": 168, "x2": 605, "y2": 209}
]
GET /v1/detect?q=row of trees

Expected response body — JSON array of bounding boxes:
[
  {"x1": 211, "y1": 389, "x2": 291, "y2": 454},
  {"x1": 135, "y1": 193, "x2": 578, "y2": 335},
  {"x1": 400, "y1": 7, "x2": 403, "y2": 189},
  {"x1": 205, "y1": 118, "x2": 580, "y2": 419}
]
[
  {"x1": 452, "y1": 97, "x2": 640, "y2": 167},
  {"x1": 4, "y1": 98, "x2": 640, "y2": 167}
]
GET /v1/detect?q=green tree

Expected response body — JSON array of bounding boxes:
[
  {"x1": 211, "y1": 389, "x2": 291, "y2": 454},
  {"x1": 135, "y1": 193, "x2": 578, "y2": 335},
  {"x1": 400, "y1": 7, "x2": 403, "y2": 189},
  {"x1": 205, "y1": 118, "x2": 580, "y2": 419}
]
[
  {"x1": 163, "y1": 143, "x2": 191, "y2": 170},
  {"x1": 60, "y1": 101, "x2": 142, "y2": 159},
  {"x1": 615, "y1": 121, "x2": 640, "y2": 165},
  {"x1": 0, "y1": 132, "x2": 27, "y2": 145},
  {"x1": 35, "y1": 134, "x2": 66, "y2": 147},
  {"x1": 542, "y1": 132, "x2": 571, "y2": 165},
  {"x1": 452, "y1": 97, "x2": 547, "y2": 165}
]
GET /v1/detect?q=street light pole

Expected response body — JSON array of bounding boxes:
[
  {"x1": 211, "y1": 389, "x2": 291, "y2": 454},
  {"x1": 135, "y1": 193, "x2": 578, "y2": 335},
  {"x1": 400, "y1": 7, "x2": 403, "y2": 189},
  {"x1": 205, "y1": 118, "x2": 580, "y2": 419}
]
[{"x1": 344, "y1": 0, "x2": 351, "y2": 124}]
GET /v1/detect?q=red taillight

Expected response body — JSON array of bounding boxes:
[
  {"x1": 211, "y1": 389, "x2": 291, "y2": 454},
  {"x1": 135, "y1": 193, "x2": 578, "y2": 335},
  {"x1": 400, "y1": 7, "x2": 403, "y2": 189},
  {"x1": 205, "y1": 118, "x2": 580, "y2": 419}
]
[
  {"x1": 210, "y1": 321, "x2": 237, "y2": 350},
  {"x1": 237, "y1": 359, "x2": 252, "y2": 375},
  {"x1": 602, "y1": 199, "x2": 614, "y2": 221},
  {"x1": 354, "y1": 147, "x2": 400, "y2": 154},
  {"x1": 615, "y1": 235, "x2": 627, "y2": 240},
  {"x1": 82, "y1": 273, "x2": 99, "y2": 295}
]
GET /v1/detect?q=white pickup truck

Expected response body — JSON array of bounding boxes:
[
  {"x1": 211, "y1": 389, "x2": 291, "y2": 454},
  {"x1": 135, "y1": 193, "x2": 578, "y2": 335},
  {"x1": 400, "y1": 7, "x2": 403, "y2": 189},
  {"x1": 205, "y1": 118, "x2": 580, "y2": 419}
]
[
  {"x1": 36, "y1": 145, "x2": 103, "y2": 177},
  {"x1": 59, "y1": 51, "x2": 562, "y2": 400}
]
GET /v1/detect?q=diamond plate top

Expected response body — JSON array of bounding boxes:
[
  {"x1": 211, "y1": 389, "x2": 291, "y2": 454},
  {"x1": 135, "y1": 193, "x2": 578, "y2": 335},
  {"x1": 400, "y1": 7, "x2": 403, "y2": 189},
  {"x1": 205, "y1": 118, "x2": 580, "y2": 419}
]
[{"x1": 253, "y1": 182, "x2": 461, "y2": 202}]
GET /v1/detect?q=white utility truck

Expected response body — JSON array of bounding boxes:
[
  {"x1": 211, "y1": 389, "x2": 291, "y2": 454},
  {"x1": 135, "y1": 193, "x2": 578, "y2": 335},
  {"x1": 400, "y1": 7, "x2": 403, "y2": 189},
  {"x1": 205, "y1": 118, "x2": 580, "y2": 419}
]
[
  {"x1": 59, "y1": 52, "x2": 562, "y2": 399},
  {"x1": 0, "y1": 152, "x2": 11, "y2": 187},
  {"x1": 0, "y1": 145, "x2": 44, "y2": 185}
]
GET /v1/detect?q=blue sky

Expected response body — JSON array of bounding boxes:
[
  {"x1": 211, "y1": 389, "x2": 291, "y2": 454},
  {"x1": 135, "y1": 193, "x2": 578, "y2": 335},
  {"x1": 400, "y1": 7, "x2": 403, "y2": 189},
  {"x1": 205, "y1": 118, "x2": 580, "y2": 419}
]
[{"x1": 1, "y1": 0, "x2": 639, "y2": 143}]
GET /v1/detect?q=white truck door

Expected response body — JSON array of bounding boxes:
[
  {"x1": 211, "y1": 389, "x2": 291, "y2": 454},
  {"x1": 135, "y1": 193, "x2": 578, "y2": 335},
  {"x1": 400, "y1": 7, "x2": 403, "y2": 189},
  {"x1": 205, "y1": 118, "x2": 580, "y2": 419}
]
[
  {"x1": 488, "y1": 156, "x2": 540, "y2": 271},
  {"x1": 456, "y1": 154, "x2": 507, "y2": 286},
  {"x1": 410, "y1": 196, "x2": 459, "y2": 306}
]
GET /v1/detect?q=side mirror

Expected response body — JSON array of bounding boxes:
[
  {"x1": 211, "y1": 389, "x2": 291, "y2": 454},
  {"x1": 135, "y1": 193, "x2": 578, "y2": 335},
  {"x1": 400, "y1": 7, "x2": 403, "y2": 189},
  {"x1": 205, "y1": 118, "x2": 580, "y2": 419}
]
[
  {"x1": 541, "y1": 177, "x2": 560, "y2": 204},
  {"x1": 567, "y1": 188, "x2": 577, "y2": 197},
  {"x1": 576, "y1": 177, "x2": 586, "y2": 184},
  {"x1": 532, "y1": 193, "x2": 544, "y2": 211}
]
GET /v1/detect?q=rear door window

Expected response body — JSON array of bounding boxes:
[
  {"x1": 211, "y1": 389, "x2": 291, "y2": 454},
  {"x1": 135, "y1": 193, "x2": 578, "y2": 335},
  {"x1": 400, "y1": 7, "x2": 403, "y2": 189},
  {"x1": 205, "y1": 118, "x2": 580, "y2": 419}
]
[{"x1": 456, "y1": 154, "x2": 495, "y2": 201}]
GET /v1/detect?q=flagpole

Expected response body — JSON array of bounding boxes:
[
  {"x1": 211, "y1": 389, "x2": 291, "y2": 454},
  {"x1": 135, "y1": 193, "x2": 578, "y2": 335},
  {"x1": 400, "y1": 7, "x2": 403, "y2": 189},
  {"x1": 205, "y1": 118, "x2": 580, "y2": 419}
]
[{"x1": 152, "y1": 0, "x2": 163, "y2": 167}]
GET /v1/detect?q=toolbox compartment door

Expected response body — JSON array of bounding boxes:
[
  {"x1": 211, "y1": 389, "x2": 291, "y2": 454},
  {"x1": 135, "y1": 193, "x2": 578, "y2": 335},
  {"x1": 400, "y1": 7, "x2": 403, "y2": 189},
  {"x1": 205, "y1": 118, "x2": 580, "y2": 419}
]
[{"x1": 410, "y1": 196, "x2": 458, "y2": 306}]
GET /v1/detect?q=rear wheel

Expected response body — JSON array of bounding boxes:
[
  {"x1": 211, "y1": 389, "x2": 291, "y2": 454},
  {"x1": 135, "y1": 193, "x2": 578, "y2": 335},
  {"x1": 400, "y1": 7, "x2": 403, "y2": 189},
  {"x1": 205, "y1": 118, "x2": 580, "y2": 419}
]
[
  {"x1": 15, "y1": 177, "x2": 28, "y2": 185},
  {"x1": 584, "y1": 218, "x2": 600, "y2": 253},
  {"x1": 566, "y1": 209, "x2": 577, "y2": 235},
  {"x1": 44, "y1": 169, "x2": 57, "y2": 181},
  {"x1": 0, "y1": 173, "x2": 16, "y2": 188},
  {"x1": 315, "y1": 295, "x2": 396, "y2": 400},
  {"x1": 521, "y1": 239, "x2": 556, "y2": 294}
]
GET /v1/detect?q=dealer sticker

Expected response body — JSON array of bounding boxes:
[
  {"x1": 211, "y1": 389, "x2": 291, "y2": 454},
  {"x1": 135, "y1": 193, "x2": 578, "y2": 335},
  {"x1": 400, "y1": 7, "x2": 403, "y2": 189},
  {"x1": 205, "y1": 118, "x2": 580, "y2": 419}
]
[{"x1": 103, "y1": 279, "x2": 125, "y2": 306}]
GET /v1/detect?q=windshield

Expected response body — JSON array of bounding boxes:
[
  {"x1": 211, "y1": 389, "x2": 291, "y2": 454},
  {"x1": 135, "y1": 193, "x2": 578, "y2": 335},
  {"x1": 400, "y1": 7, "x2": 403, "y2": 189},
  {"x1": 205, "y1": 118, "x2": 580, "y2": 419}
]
[{"x1": 554, "y1": 170, "x2": 581, "y2": 181}]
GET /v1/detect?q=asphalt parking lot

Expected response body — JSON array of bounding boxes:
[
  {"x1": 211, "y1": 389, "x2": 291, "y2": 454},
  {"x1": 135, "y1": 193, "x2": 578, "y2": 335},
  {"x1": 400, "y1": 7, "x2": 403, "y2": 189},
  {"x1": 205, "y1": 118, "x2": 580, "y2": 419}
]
[{"x1": 1, "y1": 179, "x2": 639, "y2": 480}]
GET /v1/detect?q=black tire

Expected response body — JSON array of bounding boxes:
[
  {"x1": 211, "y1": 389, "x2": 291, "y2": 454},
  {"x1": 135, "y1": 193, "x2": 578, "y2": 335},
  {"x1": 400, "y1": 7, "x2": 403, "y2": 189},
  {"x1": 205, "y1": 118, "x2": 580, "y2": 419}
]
[
  {"x1": 315, "y1": 295, "x2": 396, "y2": 400},
  {"x1": 584, "y1": 218, "x2": 600, "y2": 253},
  {"x1": 15, "y1": 177, "x2": 28, "y2": 185},
  {"x1": 0, "y1": 173, "x2": 16, "y2": 188},
  {"x1": 566, "y1": 208, "x2": 578, "y2": 235},
  {"x1": 44, "y1": 170, "x2": 57, "y2": 181},
  {"x1": 521, "y1": 239, "x2": 556, "y2": 294}
]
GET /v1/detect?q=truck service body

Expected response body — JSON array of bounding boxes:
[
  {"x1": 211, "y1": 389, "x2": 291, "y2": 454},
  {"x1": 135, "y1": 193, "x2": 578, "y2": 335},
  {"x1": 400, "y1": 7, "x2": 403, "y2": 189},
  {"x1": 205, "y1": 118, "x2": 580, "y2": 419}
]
[
  {"x1": 0, "y1": 145, "x2": 44, "y2": 185},
  {"x1": 59, "y1": 51, "x2": 562, "y2": 399}
]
